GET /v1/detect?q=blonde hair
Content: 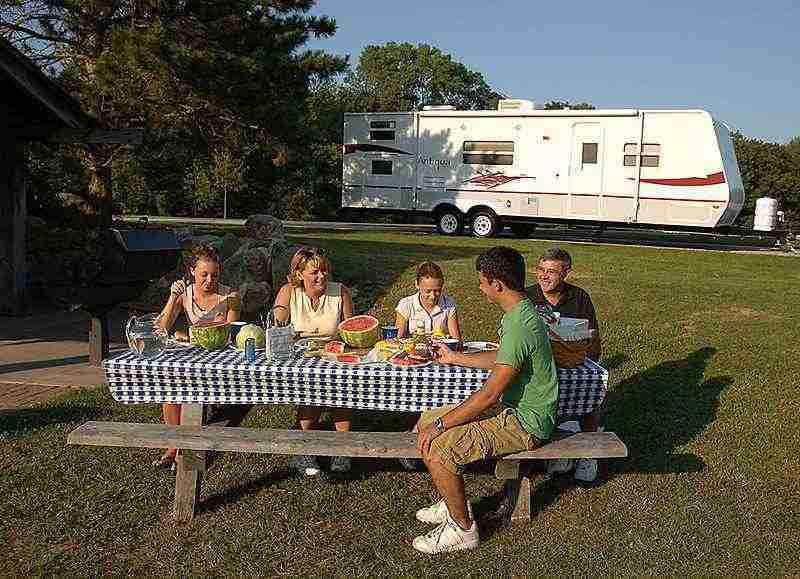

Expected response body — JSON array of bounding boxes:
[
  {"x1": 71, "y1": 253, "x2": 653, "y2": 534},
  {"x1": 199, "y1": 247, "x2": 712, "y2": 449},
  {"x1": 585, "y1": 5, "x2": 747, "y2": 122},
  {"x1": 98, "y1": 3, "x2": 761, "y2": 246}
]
[{"x1": 287, "y1": 247, "x2": 331, "y2": 288}]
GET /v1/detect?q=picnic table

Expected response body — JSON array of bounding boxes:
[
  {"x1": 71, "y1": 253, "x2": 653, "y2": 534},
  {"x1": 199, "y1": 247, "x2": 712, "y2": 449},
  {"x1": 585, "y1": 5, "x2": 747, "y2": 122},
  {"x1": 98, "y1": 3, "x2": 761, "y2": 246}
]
[
  {"x1": 103, "y1": 346, "x2": 609, "y2": 415},
  {"x1": 68, "y1": 345, "x2": 624, "y2": 524}
]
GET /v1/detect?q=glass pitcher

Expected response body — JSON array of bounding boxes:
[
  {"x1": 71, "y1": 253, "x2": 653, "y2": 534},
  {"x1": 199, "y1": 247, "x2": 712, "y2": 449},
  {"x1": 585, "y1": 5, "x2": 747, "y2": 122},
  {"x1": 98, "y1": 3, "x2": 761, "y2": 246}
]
[{"x1": 126, "y1": 313, "x2": 167, "y2": 359}]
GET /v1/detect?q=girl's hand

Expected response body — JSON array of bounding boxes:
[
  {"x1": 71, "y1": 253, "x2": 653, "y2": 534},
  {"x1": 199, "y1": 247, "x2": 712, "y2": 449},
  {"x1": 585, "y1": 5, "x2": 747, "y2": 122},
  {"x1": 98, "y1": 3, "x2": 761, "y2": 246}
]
[
  {"x1": 170, "y1": 280, "x2": 186, "y2": 297},
  {"x1": 226, "y1": 292, "x2": 241, "y2": 312}
]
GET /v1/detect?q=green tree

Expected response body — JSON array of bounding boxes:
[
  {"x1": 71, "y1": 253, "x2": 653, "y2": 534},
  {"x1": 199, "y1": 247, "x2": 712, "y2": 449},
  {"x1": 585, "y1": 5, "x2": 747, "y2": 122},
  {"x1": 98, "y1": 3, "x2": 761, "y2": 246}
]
[
  {"x1": 732, "y1": 133, "x2": 800, "y2": 227},
  {"x1": 1, "y1": 0, "x2": 346, "y2": 219},
  {"x1": 346, "y1": 42, "x2": 498, "y2": 112},
  {"x1": 544, "y1": 100, "x2": 595, "y2": 110}
]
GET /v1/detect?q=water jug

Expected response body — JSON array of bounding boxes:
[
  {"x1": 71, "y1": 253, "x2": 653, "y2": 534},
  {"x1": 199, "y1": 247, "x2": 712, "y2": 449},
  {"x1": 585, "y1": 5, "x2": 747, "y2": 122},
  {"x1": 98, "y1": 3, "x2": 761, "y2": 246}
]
[{"x1": 126, "y1": 313, "x2": 167, "y2": 358}]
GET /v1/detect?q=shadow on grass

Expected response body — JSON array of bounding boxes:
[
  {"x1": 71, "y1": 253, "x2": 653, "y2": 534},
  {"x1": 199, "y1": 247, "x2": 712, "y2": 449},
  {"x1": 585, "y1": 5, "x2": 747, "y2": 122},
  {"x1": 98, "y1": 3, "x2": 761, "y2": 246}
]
[
  {"x1": 198, "y1": 468, "x2": 295, "y2": 516},
  {"x1": 0, "y1": 390, "x2": 110, "y2": 435},
  {"x1": 606, "y1": 346, "x2": 732, "y2": 476}
]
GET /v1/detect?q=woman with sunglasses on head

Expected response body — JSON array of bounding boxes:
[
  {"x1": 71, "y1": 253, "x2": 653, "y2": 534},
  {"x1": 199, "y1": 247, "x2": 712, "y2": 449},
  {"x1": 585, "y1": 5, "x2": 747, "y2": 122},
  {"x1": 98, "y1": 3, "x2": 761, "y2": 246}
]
[
  {"x1": 153, "y1": 242, "x2": 248, "y2": 471},
  {"x1": 274, "y1": 247, "x2": 354, "y2": 475}
]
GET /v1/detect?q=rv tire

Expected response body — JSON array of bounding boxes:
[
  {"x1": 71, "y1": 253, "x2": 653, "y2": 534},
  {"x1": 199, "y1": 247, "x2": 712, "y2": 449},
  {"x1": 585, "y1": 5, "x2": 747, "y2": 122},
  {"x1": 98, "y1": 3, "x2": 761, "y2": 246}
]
[
  {"x1": 436, "y1": 209, "x2": 463, "y2": 236},
  {"x1": 471, "y1": 210, "x2": 500, "y2": 238}
]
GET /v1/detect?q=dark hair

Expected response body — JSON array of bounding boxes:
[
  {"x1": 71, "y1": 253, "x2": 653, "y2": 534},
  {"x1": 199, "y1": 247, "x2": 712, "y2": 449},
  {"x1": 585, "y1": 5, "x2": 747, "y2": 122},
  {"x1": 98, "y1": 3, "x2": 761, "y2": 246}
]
[
  {"x1": 416, "y1": 261, "x2": 444, "y2": 282},
  {"x1": 475, "y1": 246, "x2": 526, "y2": 292},
  {"x1": 187, "y1": 242, "x2": 221, "y2": 272},
  {"x1": 539, "y1": 247, "x2": 572, "y2": 269}
]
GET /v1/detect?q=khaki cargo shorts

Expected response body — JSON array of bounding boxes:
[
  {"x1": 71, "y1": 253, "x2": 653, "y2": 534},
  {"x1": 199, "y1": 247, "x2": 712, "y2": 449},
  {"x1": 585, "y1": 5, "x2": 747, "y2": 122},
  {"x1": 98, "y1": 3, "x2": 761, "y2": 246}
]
[{"x1": 418, "y1": 405, "x2": 540, "y2": 474}]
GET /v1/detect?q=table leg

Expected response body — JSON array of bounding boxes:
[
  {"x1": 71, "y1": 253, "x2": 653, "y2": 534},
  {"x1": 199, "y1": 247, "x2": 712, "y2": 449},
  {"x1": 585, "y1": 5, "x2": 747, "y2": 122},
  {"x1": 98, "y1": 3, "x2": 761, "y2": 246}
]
[{"x1": 173, "y1": 403, "x2": 206, "y2": 523}]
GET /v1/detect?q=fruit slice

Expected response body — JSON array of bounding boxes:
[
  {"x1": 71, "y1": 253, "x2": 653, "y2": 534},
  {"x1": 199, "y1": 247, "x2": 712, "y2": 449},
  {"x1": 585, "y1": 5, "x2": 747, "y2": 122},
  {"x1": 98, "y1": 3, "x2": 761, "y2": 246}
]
[
  {"x1": 324, "y1": 340, "x2": 346, "y2": 354},
  {"x1": 335, "y1": 353, "x2": 362, "y2": 364},
  {"x1": 389, "y1": 352, "x2": 431, "y2": 368},
  {"x1": 338, "y1": 315, "x2": 380, "y2": 348}
]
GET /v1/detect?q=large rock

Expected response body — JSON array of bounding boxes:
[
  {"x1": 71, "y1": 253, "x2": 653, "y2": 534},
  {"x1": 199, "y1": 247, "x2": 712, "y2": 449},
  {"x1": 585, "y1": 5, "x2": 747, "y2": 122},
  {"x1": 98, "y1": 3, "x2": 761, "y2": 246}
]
[
  {"x1": 221, "y1": 214, "x2": 287, "y2": 320},
  {"x1": 245, "y1": 214, "x2": 284, "y2": 243},
  {"x1": 191, "y1": 233, "x2": 242, "y2": 261}
]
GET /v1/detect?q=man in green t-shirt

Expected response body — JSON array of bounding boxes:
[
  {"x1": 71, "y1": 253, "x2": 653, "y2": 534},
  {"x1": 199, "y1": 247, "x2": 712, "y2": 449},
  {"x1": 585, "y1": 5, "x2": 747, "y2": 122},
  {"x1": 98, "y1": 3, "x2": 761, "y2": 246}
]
[{"x1": 412, "y1": 246, "x2": 558, "y2": 555}]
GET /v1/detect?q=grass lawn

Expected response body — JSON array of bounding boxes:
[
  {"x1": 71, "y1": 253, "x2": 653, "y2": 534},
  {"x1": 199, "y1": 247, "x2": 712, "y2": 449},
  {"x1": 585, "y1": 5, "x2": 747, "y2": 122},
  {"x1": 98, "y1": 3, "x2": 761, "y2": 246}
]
[{"x1": 2, "y1": 232, "x2": 799, "y2": 575}]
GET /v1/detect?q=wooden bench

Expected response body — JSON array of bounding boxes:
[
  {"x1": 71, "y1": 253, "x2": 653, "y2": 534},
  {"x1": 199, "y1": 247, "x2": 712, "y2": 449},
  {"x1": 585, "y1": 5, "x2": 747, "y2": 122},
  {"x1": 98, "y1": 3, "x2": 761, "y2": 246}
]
[{"x1": 67, "y1": 411, "x2": 627, "y2": 524}]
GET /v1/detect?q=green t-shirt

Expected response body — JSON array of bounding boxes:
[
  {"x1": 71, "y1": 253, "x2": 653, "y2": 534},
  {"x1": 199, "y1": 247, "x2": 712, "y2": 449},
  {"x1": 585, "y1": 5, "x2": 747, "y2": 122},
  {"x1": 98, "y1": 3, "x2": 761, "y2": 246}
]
[{"x1": 495, "y1": 298, "x2": 558, "y2": 440}]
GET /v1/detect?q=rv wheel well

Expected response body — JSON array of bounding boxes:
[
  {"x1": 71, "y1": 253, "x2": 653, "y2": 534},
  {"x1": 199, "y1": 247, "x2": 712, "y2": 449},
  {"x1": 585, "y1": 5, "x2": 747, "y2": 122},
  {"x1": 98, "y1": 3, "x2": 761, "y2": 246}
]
[
  {"x1": 433, "y1": 204, "x2": 462, "y2": 218},
  {"x1": 467, "y1": 205, "x2": 497, "y2": 219}
]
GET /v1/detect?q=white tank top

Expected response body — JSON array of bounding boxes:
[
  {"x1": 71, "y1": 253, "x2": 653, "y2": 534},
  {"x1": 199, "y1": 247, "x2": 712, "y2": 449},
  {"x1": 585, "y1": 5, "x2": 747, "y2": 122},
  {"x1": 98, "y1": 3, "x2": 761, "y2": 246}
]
[
  {"x1": 289, "y1": 282, "x2": 343, "y2": 337},
  {"x1": 181, "y1": 284, "x2": 231, "y2": 325}
]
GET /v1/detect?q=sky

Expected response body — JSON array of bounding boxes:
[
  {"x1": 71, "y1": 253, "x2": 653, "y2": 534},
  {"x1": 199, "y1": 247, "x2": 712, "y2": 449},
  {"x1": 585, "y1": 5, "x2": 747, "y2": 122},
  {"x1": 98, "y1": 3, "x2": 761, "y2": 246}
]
[{"x1": 308, "y1": 0, "x2": 799, "y2": 143}]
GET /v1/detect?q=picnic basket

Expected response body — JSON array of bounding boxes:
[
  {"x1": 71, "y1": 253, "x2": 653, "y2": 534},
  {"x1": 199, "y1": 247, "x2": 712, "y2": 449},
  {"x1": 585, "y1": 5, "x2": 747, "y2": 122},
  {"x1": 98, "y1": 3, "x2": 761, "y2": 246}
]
[{"x1": 549, "y1": 336, "x2": 592, "y2": 369}]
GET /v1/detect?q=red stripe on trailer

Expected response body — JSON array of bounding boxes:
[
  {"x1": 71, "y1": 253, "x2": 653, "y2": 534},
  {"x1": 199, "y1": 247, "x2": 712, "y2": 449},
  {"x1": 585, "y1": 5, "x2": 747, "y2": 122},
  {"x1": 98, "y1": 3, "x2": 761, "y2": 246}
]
[{"x1": 639, "y1": 172, "x2": 725, "y2": 186}]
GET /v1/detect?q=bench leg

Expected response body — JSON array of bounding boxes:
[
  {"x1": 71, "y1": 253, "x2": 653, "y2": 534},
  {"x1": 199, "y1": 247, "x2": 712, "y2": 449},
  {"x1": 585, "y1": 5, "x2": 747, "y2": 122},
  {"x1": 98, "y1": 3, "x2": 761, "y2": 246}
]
[
  {"x1": 495, "y1": 460, "x2": 532, "y2": 522},
  {"x1": 494, "y1": 460, "x2": 531, "y2": 521},
  {"x1": 502, "y1": 478, "x2": 532, "y2": 522},
  {"x1": 173, "y1": 404, "x2": 206, "y2": 523}
]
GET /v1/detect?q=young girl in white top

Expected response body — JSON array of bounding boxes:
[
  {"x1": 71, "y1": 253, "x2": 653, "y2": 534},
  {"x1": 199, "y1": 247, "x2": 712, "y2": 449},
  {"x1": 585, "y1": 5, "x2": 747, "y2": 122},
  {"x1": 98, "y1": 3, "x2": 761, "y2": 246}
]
[
  {"x1": 395, "y1": 261, "x2": 461, "y2": 340},
  {"x1": 274, "y1": 247, "x2": 354, "y2": 475},
  {"x1": 154, "y1": 242, "x2": 244, "y2": 471}
]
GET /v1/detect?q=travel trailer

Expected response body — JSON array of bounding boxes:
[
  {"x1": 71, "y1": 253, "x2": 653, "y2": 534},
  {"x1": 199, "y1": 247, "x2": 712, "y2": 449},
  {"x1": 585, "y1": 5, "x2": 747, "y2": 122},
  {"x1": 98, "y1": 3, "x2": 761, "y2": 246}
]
[{"x1": 341, "y1": 100, "x2": 745, "y2": 237}]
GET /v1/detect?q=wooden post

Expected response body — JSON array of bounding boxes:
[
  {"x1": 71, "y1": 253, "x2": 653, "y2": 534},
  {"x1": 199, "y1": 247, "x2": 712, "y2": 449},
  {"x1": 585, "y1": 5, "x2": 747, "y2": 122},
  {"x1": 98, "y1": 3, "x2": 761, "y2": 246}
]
[
  {"x1": 0, "y1": 143, "x2": 27, "y2": 314},
  {"x1": 173, "y1": 404, "x2": 206, "y2": 523},
  {"x1": 10, "y1": 145, "x2": 26, "y2": 313},
  {"x1": 88, "y1": 314, "x2": 109, "y2": 366}
]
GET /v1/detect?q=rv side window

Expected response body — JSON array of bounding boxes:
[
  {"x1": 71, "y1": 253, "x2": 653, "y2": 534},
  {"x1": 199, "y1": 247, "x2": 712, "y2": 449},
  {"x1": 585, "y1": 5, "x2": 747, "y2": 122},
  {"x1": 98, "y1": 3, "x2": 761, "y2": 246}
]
[
  {"x1": 369, "y1": 120, "x2": 396, "y2": 141},
  {"x1": 463, "y1": 141, "x2": 514, "y2": 165},
  {"x1": 623, "y1": 143, "x2": 638, "y2": 166},
  {"x1": 622, "y1": 143, "x2": 661, "y2": 167},
  {"x1": 581, "y1": 143, "x2": 598, "y2": 164},
  {"x1": 371, "y1": 159, "x2": 393, "y2": 175},
  {"x1": 641, "y1": 143, "x2": 660, "y2": 167}
]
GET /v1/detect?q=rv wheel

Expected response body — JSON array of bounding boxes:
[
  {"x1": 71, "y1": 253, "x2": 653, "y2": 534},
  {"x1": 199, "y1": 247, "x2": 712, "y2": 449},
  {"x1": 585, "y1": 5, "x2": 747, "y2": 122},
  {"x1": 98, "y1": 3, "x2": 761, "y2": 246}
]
[
  {"x1": 436, "y1": 210, "x2": 463, "y2": 236},
  {"x1": 471, "y1": 211, "x2": 500, "y2": 238}
]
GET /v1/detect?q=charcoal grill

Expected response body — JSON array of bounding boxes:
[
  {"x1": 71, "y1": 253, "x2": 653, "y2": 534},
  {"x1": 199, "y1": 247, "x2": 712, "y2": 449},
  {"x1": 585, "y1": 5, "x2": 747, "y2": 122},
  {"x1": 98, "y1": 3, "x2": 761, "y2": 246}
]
[{"x1": 76, "y1": 226, "x2": 181, "y2": 365}]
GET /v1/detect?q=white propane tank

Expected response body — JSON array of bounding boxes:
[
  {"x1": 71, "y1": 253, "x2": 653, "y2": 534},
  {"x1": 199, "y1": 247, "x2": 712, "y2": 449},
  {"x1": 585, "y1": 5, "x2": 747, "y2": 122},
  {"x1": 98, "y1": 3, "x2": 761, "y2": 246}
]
[{"x1": 753, "y1": 197, "x2": 779, "y2": 231}]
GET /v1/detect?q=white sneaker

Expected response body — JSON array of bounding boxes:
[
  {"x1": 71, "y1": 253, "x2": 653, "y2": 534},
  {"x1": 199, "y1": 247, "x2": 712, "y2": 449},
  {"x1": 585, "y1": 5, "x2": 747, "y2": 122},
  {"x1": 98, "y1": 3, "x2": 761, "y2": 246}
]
[
  {"x1": 574, "y1": 458, "x2": 598, "y2": 482},
  {"x1": 290, "y1": 455, "x2": 321, "y2": 477},
  {"x1": 413, "y1": 514, "x2": 479, "y2": 554},
  {"x1": 547, "y1": 458, "x2": 575, "y2": 475},
  {"x1": 415, "y1": 499, "x2": 473, "y2": 524}
]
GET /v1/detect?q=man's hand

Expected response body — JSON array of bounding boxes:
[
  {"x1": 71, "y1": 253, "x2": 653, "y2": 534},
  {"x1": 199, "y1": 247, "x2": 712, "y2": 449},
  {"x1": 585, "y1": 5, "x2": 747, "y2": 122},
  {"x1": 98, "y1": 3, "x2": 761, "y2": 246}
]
[
  {"x1": 416, "y1": 423, "x2": 442, "y2": 458},
  {"x1": 433, "y1": 343, "x2": 458, "y2": 365}
]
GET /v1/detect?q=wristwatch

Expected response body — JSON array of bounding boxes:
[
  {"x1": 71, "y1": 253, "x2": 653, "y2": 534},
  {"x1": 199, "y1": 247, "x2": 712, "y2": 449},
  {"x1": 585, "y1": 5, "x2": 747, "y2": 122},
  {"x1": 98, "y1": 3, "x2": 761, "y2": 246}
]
[{"x1": 434, "y1": 416, "x2": 445, "y2": 433}]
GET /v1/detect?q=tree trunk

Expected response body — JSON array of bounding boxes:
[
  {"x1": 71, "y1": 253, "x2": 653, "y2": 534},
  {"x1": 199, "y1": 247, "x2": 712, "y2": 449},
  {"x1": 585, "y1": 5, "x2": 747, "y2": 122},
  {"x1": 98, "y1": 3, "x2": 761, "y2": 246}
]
[{"x1": 83, "y1": 146, "x2": 113, "y2": 226}]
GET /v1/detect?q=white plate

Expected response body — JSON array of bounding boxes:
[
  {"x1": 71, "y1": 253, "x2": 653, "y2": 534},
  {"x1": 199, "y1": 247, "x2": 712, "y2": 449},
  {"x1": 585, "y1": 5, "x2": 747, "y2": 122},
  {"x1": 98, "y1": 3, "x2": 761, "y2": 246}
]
[
  {"x1": 462, "y1": 341, "x2": 499, "y2": 354},
  {"x1": 295, "y1": 336, "x2": 334, "y2": 349},
  {"x1": 164, "y1": 338, "x2": 194, "y2": 350}
]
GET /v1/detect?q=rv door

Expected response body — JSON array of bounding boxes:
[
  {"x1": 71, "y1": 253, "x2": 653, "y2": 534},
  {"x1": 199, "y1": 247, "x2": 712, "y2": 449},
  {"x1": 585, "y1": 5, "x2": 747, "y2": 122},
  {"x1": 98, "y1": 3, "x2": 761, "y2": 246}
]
[
  {"x1": 342, "y1": 149, "x2": 366, "y2": 208},
  {"x1": 569, "y1": 123, "x2": 604, "y2": 218}
]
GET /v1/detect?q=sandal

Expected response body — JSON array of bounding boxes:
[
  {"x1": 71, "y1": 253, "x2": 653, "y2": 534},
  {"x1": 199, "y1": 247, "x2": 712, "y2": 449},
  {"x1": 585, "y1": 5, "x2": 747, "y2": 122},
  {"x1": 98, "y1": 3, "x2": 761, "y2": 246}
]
[{"x1": 152, "y1": 454, "x2": 176, "y2": 472}]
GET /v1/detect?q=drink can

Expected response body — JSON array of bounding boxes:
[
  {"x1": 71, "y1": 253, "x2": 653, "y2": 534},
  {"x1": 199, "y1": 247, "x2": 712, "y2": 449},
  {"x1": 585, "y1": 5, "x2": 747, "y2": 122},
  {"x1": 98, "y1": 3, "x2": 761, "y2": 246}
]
[
  {"x1": 245, "y1": 338, "x2": 256, "y2": 363},
  {"x1": 381, "y1": 326, "x2": 398, "y2": 340}
]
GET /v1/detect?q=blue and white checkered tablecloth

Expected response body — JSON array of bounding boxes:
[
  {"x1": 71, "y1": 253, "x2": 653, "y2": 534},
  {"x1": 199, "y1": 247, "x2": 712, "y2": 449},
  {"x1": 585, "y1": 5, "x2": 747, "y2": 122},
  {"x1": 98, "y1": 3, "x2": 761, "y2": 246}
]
[{"x1": 104, "y1": 347, "x2": 608, "y2": 415}]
